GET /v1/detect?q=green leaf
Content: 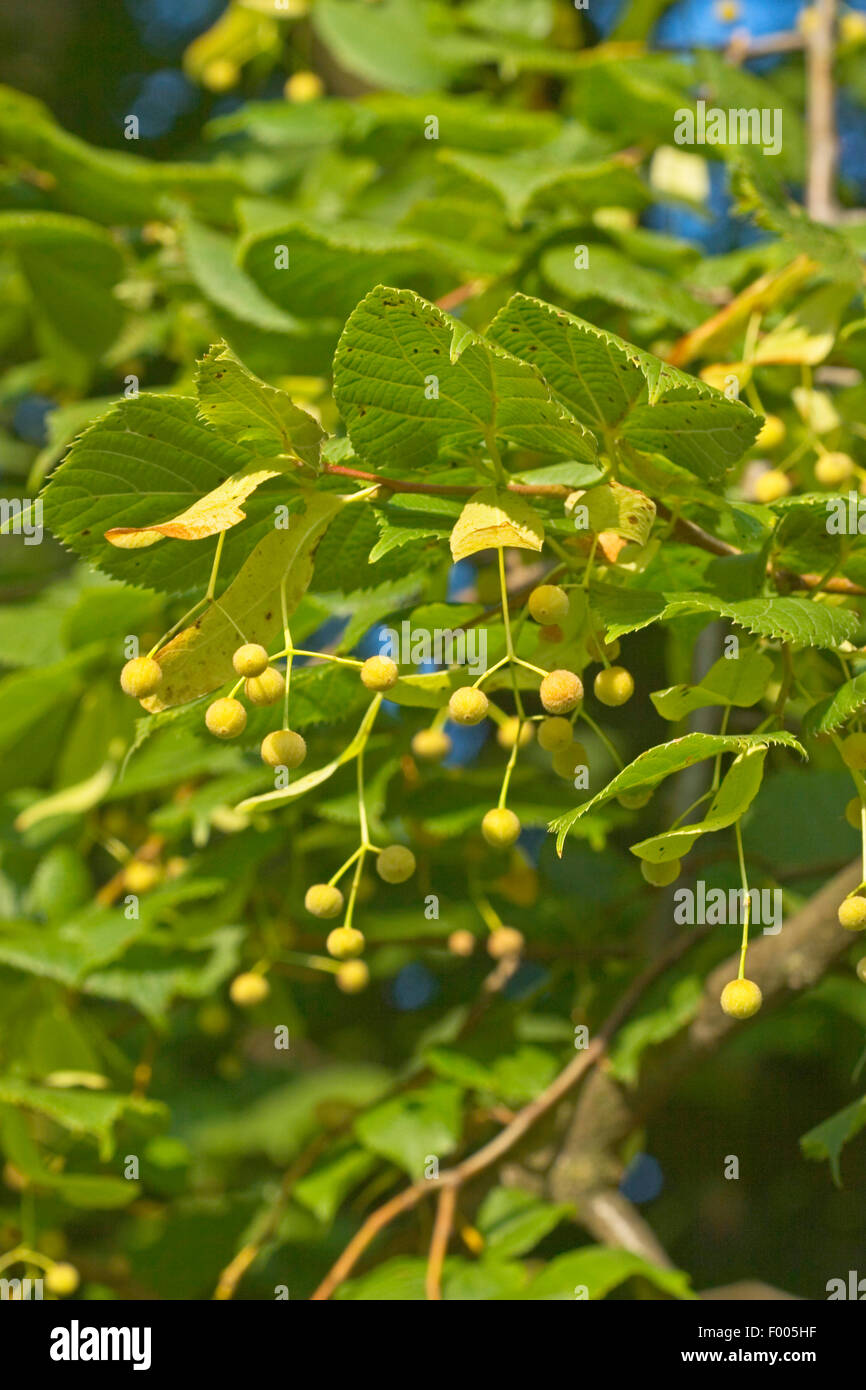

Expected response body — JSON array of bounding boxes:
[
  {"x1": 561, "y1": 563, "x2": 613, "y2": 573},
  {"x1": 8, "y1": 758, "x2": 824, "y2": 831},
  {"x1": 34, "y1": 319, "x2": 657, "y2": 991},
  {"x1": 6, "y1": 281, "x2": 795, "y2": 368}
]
[
  {"x1": 44, "y1": 394, "x2": 269, "y2": 595},
  {"x1": 551, "y1": 731, "x2": 805, "y2": 852},
  {"x1": 0, "y1": 211, "x2": 124, "y2": 358},
  {"x1": 0, "y1": 84, "x2": 246, "y2": 225},
  {"x1": 182, "y1": 220, "x2": 304, "y2": 334},
  {"x1": 541, "y1": 242, "x2": 704, "y2": 331},
  {"x1": 651, "y1": 647, "x2": 774, "y2": 720},
  {"x1": 143, "y1": 490, "x2": 344, "y2": 710},
  {"x1": 476, "y1": 1187, "x2": 572, "y2": 1258},
  {"x1": 520, "y1": 1246, "x2": 696, "y2": 1300},
  {"x1": 241, "y1": 217, "x2": 448, "y2": 322},
  {"x1": 590, "y1": 584, "x2": 860, "y2": 649},
  {"x1": 0, "y1": 1076, "x2": 164, "y2": 1161},
  {"x1": 439, "y1": 145, "x2": 648, "y2": 226},
  {"x1": 312, "y1": 0, "x2": 462, "y2": 92},
  {"x1": 801, "y1": 1097, "x2": 866, "y2": 1186},
  {"x1": 631, "y1": 747, "x2": 769, "y2": 863},
  {"x1": 803, "y1": 673, "x2": 866, "y2": 739},
  {"x1": 487, "y1": 293, "x2": 758, "y2": 480},
  {"x1": 194, "y1": 341, "x2": 324, "y2": 467},
  {"x1": 334, "y1": 286, "x2": 597, "y2": 472},
  {"x1": 450, "y1": 487, "x2": 545, "y2": 560},
  {"x1": 607, "y1": 977, "x2": 704, "y2": 1085},
  {"x1": 82, "y1": 927, "x2": 244, "y2": 1026},
  {"x1": 353, "y1": 1082, "x2": 463, "y2": 1177}
]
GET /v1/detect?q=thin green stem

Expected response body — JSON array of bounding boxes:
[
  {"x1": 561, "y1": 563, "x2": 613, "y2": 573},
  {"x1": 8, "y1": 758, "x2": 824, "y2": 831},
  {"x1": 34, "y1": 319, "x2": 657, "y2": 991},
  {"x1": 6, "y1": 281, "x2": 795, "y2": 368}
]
[
  {"x1": 498, "y1": 734, "x2": 521, "y2": 810},
  {"x1": 578, "y1": 708, "x2": 624, "y2": 770},
  {"x1": 497, "y1": 546, "x2": 525, "y2": 720},
  {"x1": 734, "y1": 819, "x2": 751, "y2": 980}
]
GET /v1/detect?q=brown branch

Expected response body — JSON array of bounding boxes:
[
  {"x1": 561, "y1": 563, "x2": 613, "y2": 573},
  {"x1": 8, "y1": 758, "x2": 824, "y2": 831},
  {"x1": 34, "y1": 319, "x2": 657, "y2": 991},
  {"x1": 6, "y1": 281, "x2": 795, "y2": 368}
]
[
  {"x1": 310, "y1": 924, "x2": 704, "y2": 1301},
  {"x1": 425, "y1": 1184, "x2": 457, "y2": 1300},
  {"x1": 806, "y1": 0, "x2": 839, "y2": 223}
]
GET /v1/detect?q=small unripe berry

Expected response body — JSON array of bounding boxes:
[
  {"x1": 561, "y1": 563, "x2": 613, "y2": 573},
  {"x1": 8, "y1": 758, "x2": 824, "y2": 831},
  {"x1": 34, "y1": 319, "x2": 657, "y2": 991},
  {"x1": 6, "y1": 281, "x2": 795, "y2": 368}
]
[
  {"x1": 487, "y1": 926, "x2": 524, "y2": 959},
  {"x1": 120, "y1": 657, "x2": 163, "y2": 698},
  {"x1": 261, "y1": 729, "x2": 306, "y2": 769},
  {"x1": 230, "y1": 972, "x2": 270, "y2": 1006},
  {"x1": 481, "y1": 807, "x2": 521, "y2": 848},
  {"x1": 720, "y1": 978, "x2": 762, "y2": 1019},
  {"x1": 640, "y1": 858, "x2": 681, "y2": 887},
  {"x1": 857, "y1": 957, "x2": 866, "y2": 984},
  {"x1": 540, "y1": 669, "x2": 583, "y2": 715},
  {"x1": 326, "y1": 925, "x2": 365, "y2": 959},
  {"x1": 202, "y1": 58, "x2": 238, "y2": 92},
  {"x1": 815, "y1": 452, "x2": 855, "y2": 488},
  {"x1": 285, "y1": 70, "x2": 324, "y2": 102},
  {"x1": 552, "y1": 741, "x2": 588, "y2": 780},
  {"x1": 538, "y1": 716, "x2": 573, "y2": 752},
  {"x1": 336, "y1": 960, "x2": 370, "y2": 994},
  {"x1": 617, "y1": 787, "x2": 653, "y2": 810},
  {"x1": 449, "y1": 686, "x2": 489, "y2": 725},
  {"x1": 45, "y1": 1262, "x2": 80, "y2": 1296},
  {"x1": 846, "y1": 797, "x2": 863, "y2": 830},
  {"x1": 841, "y1": 733, "x2": 866, "y2": 770},
  {"x1": 753, "y1": 469, "x2": 791, "y2": 503},
  {"x1": 539, "y1": 624, "x2": 564, "y2": 643},
  {"x1": 206, "y1": 697, "x2": 247, "y2": 739},
  {"x1": 448, "y1": 929, "x2": 476, "y2": 956},
  {"x1": 377, "y1": 845, "x2": 416, "y2": 883},
  {"x1": 245, "y1": 667, "x2": 285, "y2": 706},
  {"x1": 360, "y1": 655, "x2": 398, "y2": 691},
  {"x1": 232, "y1": 642, "x2": 269, "y2": 677},
  {"x1": 124, "y1": 860, "x2": 162, "y2": 894},
  {"x1": 839, "y1": 896, "x2": 866, "y2": 931},
  {"x1": 496, "y1": 717, "x2": 533, "y2": 750},
  {"x1": 594, "y1": 666, "x2": 634, "y2": 707},
  {"x1": 305, "y1": 883, "x2": 344, "y2": 918},
  {"x1": 755, "y1": 414, "x2": 785, "y2": 451},
  {"x1": 528, "y1": 584, "x2": 569, "y2": 624},
  {"x1": 411, "y1": 727, "x2": 452, "y2": 761}
]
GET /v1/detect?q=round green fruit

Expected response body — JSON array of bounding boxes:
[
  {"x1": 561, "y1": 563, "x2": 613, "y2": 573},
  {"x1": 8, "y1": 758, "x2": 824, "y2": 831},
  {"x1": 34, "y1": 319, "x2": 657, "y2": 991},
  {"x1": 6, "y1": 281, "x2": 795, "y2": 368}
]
[
  {"x1": 594, "y1": 666, "x2": 634, "y2": 707},
  {"x1": 720, "y1": 978, "x2": 762, "y2": 1019},
  {"x1": 120, "y1": 657, "x2": 163, "y2": 698},
  {"x1": 841, "y1": 733, "x2": 866, "y2": 770},
  {"x1": 229, "y1": 972, "x2": 270, "y2": 1007},
  {"x1": 360, "y1": 655, "x2": 399, "y2": 691},
  {"x1": 839, "y1": 896, "x2": 866, "y2": 931},
  {"x1": 206, "y1": 697, "x2": 247, "y2": 739},
  {"x1": 539, "y1": 669, "x2": 583, "y2": 715},
  {"x1": 245, "y1": 667, "x2": 285, "y2": 706},
  {"x1": 336, "y1": 960, "x2": 370, "y2": 994},
  {"x1": 537, "y1": 717, "x2": 573, "y2": 752},
  {"x1": 449, "y1": 686, "x2": 489, "y2": 725},
  {"x1": 305, "y1": 884, "x2": 344, "y2": 919},
  {"x1": 326, "y1": 926, "x2": 365, "y2": 959},
  {"x1": 528, "y1": 584, "x2": 569, "y2": 625},
  {"x1": 376, "y1": 845, "x2": 416, "y2": 883},
  {"x1": 232, "y1": 643, "x2": 269, "y2": 677},
  {"x1": 411, "y1": 727, "x2": 452, "y2": 761},
  {"x1": 481, "y1": 807, "x2": 521, "y2": 848},
  {"x1": 261, "y1": 729, "x2": 306, "y2": 769},
  {"x1": 640, "y1": 858, "x2": 681, "y2": 887}
]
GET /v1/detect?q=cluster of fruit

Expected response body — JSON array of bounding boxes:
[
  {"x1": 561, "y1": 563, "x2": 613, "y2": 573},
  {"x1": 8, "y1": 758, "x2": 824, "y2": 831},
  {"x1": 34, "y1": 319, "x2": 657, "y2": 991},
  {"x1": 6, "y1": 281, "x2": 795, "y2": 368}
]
[{"x1": 752, "y1": 415, "x2": 860, "y2": 503}]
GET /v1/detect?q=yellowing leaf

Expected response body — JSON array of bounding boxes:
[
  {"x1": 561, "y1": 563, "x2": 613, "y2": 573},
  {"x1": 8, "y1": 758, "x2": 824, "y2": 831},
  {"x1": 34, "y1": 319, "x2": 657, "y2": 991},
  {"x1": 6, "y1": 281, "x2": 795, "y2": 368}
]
[
  {"x1": 450, "y1": 487, "x2": 544, "y2": 561},
  {"x1": 105, "y1": 467, "x2": 279, "y2": 548},
  {"x1": 142, "y1": 490, "x2": 344, "y2": 710},
  {"x1": 568, "y1": 479, "x2": 655, "y2": 555}
]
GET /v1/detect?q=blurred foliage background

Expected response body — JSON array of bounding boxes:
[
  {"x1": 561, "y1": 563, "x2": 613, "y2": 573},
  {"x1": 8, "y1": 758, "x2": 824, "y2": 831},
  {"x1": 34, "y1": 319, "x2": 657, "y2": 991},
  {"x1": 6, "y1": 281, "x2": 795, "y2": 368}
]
[{"x1": 1, "y1": 0, "x2": 866, "y2": 1302}]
